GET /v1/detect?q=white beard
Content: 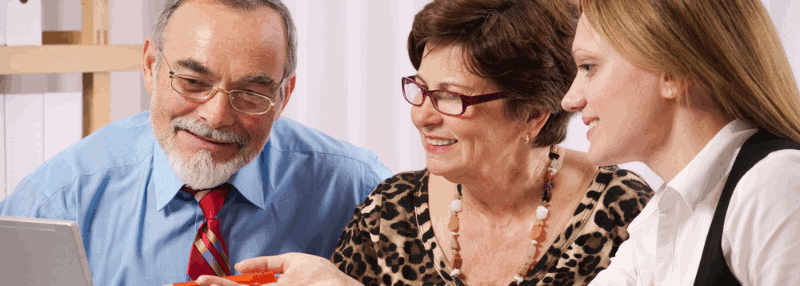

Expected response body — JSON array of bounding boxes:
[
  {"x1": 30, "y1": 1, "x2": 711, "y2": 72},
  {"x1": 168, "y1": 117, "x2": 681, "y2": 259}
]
[
  {"x1": 154, "y1": 116, "x2": 257, "y2": 190},
  {"x1": 166, "y1": 147, "x2": 248, "y2": 190}
]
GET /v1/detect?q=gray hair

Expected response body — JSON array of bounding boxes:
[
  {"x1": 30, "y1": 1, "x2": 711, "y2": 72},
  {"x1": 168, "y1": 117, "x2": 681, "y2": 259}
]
[{"x1": 151, "y1": 0, "x2": 297, "y2": 99}]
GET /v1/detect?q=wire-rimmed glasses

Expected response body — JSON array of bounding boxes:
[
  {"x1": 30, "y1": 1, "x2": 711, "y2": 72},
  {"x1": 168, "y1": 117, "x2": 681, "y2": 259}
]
[
  {"x1": 401, "y1": 76, "x2": 506, "y2": 116},
  {"x1": 161, "y1": 53, "x2": 277, "y2": 115}
]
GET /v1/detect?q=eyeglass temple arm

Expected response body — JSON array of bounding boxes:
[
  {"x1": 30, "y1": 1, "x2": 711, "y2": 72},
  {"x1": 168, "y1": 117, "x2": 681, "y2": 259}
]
[{"x1": 461, "y1": 92, "x2": 505, "y2": 105}]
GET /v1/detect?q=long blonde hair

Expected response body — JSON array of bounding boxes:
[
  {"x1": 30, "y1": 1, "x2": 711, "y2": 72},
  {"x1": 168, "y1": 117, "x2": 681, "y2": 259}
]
[{"x1": 581, "y1": 0, "x2": 800, "y2": 142}]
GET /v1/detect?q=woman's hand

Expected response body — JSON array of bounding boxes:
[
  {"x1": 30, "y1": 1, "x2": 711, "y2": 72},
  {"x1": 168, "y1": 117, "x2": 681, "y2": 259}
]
[{"x1": 194, "y1": 252, "x2": 363, "y2": 286}]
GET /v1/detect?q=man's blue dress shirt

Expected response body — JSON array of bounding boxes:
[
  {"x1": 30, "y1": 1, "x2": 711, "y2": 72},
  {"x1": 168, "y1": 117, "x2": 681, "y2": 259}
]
[{"x1": 0, "y1": 111, "x2": 392, "y2": 285}]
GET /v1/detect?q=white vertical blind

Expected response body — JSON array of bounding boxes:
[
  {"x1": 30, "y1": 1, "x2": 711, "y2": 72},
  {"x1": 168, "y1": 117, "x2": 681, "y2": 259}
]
[
  {"x1": 6, "y1": 0, "x2": 43, "y2": 46},
  {"x1": 43, "y1": 92, "x2": 83, "y2": 161},
  {"x1": 0, "y1": 96, "x2": 5, "y2": 200},
  {"x1": 5, "y1": 91, "x2": 44, "y2": 195}
]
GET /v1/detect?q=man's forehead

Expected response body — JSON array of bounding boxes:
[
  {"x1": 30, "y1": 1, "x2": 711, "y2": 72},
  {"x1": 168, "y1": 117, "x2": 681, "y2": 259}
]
[
  {"x1": 162, "y1": 1, "x2": 287, "y2": 79},
  {"x1": 165, "y1": 0, "x2": 287, "y2": 50}
]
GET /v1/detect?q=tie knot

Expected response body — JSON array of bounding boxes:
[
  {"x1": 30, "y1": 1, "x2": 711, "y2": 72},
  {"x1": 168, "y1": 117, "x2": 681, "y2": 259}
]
[{"x1": 182, "y1": 184, "x2": 232, "y2": 219}]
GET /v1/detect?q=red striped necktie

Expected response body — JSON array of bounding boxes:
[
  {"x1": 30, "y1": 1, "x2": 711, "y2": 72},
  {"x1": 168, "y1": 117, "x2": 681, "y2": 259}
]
[{"x1": 183, "y1": 184, "x2": 232, "y2": 280}]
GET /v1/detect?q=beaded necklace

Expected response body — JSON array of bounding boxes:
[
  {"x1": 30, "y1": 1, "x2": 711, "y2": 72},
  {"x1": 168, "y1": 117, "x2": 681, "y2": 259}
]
[{"x1": 447, "y1": 145, "x2": 559, "y2": 283}]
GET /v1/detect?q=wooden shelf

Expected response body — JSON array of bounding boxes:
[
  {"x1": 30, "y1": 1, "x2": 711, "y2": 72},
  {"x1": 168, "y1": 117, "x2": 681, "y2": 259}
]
[
  {"x1": 0, "y1": 44, "x2": 143, "y2": 75},
  {"x1": 2, "y1": 0, "x2": 141, "y2": 136},
  {"x1": 42, "y1": 31, "x2": 83, "y2": 45}
]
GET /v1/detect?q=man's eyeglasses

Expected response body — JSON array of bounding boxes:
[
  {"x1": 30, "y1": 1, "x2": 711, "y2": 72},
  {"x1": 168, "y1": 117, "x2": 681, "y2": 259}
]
[
  {"x1": 160, "y1": 53, "x2": 277, "y2": 115},
  {"x1": 401, "y1": 76, "x2": 506, "y2": 116}
]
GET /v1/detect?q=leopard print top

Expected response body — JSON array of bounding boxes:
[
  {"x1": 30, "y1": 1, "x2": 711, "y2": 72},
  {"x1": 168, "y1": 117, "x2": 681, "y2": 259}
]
[{"x1": 332, "y1": 167, "x2": 653, "y2": 286}]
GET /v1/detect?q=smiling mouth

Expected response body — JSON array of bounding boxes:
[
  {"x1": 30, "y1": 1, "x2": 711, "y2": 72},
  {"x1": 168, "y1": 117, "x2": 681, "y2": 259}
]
[
  {"x1": 187, "y1": 130, "x2": 231, "y2": 144},
  {"x1": 176, "y1": 128, "x2": 248, "y2": 151},
  {"x1": 171, "y1": 118, "x2": 249, "y2": 149},
  {"x1": 427, "y1": 138, "x2": 458, "y2": 146},
  {"x1": 589, "y1": 119, "x2": 600, "y2": 128}
]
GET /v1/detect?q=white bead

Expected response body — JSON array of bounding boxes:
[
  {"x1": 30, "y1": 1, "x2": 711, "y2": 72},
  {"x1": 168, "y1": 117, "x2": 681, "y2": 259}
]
[
  {"x1": 531, "y1": 239, "x2": 537, "y2": 245},
  {"x1": 449, "y1": 236, "x2": 459, "y2": 250},
  {"x1": 450, "y1": 232, "x2": 459, "y2": 236},
  {"x1": 548, "y1": 167, "x2": 557, "y2": 174},
  {"x1": 450, "y1": 199, "x2": 463, "y2": 212},
  {"x1": 514, "y1": 275, "x2": 524, "y2": 283},
  {"x1": 450, "y1": 269, "x2": 461, "y2": 277},
  {"x1": 536, "y1": 205, "x2": 549, "y2": 220},
  {"x1": 526, "y1": 244, "x2": 537, "y2": 257},
  {"x1": 550, "y1": 159, "x2": 557, "y2": 168}
]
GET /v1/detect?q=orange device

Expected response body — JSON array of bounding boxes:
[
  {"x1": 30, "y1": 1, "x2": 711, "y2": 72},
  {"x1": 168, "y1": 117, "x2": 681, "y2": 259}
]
[{"x1": 166, "y1": 271, "x2": 278, "y2": 286}]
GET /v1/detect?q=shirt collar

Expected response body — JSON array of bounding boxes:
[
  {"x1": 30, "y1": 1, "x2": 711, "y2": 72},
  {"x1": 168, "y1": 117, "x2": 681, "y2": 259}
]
[
  {"x1": 227, "y1": 153, "x2": 266, "y2": 209},
  {"x1": 665, "y1": 119, "x2": 757, "y2": 212},
  {"x1": 153, "y1": 144, "x2": 186, "y2": 210},
  {"x1": 153, "y1": 143, "x2": 267, "y2": 211}
]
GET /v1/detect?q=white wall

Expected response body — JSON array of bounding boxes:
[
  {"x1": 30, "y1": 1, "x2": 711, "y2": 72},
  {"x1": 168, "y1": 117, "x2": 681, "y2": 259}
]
[
  {"x1": 764, "y1": 1, "x2": 800, "y2": 88},
  {"x1": 281, "y1": 0, "x2": 429, "y2": 179},
  {"x1": 3, "y1": 0, "x2": 800, "y2": 198}
]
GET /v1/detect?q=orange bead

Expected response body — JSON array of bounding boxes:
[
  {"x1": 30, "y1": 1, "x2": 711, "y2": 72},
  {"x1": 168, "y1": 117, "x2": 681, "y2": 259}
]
[
  {"x1": 448, "y1": 214, "x2": 459, "y2": 231},
  {"x1": 529, "y1": 225, "x2": 542, "y2": 240},
  {"x1": 517, "y1": 265, "x2": 529, "y2": 276},
  {"x1": 452, "y1": 257, "x2": 463, "y2": 269},
  {"x1": 546, "y1": 172, "x2": 555, "y2": 182}
]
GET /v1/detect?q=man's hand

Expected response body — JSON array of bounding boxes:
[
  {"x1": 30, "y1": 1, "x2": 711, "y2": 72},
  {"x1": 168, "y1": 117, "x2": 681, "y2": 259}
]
[{"x1": 194, "y1": 252, "x2": 363, "y2": 286}]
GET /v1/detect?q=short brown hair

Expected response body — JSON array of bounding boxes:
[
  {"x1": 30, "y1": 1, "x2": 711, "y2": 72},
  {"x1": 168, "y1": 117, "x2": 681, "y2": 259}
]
[
  {"x1": 581, "y1": 0, "x2": 800, "y2": 142},
  {"x1": 408, "y1": 0, "x2": 578, "y2": 147}
]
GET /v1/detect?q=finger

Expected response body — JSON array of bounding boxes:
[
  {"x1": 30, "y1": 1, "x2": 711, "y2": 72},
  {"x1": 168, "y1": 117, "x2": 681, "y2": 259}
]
[
  {"x1": 194, "y1": 275, "x2": 245, "y2": 286},
  {"x1": 234, "y1": 253, "x2": 293, "y2": 273}
]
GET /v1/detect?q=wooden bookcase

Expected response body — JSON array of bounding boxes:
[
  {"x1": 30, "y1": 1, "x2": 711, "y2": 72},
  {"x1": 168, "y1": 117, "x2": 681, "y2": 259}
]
[{"x1": 0, "y1": 0, "x2": 144, "y2": 136}]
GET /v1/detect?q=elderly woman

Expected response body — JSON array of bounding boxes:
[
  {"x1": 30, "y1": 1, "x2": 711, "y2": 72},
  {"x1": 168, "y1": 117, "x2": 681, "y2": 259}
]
[
  {"x1": 562, "y1": 0, "x2": 800, "y2": 285},
  {"x1": 196, "y1": 0, "x2": 653, "y2": 285},
  {"x1": 328, "y1": 0, "x2": 652, "y2": 285}
]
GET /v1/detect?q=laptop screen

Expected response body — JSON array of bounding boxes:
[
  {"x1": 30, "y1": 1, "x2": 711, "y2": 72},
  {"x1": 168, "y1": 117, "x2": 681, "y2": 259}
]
[{"x1": 0, "y1": 216, "x2": 93, "y2": 286}]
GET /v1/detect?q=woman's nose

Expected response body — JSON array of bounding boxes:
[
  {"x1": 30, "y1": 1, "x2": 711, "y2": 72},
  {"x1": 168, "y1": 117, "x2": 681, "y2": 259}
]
[
  {"x1": 561, "y1": 84, "x2": 586, "y2": 112},
  {"x1": 410, "y1": 95, "x2": 443, "y2": 127}
]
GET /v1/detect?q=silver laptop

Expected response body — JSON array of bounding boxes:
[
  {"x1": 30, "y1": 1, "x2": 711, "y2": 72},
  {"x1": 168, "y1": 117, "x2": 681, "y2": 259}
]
[{"x1": 0, "y1": 216, "x2": 93, "y2": 286}]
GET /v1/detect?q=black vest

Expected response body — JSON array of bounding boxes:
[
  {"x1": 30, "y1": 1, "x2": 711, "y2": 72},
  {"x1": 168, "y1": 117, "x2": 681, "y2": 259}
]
[{"x1": 693, "y1": 129, "x2": 800, "y2": 285}]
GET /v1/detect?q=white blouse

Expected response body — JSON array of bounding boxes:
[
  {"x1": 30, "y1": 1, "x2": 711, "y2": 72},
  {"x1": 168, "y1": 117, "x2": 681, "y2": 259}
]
[{"x1": 589, "y1": 120, "x2": 800, "y2": 286}]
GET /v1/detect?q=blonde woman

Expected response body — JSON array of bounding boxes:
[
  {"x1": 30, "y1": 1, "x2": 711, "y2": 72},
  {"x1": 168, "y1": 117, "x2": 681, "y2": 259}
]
[{"x1": 562, "y1": 0, "x2": 800, "y2": 285}]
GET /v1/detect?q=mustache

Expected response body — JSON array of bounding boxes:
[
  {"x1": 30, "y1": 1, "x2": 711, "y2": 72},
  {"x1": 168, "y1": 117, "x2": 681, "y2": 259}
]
[{"x1": 171, "y1": 117, "x2": 249, "y2": 149}]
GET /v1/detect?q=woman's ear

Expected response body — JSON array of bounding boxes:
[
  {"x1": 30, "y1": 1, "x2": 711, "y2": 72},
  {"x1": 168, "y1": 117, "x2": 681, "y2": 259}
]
[
  {"x1": 660, "y1": 73, "x2": 681, "y2": 100},
  {"x1": 526, "y1": 109, "x2": 552, "y2": 139}
]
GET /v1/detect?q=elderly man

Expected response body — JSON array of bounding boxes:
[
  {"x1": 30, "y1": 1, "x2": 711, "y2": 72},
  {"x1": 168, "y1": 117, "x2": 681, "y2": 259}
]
[{"x1": 0, "y1": 0, "x2": 391, "y2": 285}]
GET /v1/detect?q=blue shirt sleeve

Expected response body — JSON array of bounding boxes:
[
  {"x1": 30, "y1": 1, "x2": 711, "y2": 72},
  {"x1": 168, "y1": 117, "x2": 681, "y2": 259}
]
[
  {"x1": 355, "y1": 153, "x2": 393, "y2": 205},
  {"x1": 0, "y1": 178, "x2": 70, "y2": 220}
]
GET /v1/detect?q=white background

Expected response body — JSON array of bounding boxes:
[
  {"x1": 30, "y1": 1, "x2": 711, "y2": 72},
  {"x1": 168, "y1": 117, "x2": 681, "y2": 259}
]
[{"x1": 2, "y1": 0, "x2": 799, "y2": 198}]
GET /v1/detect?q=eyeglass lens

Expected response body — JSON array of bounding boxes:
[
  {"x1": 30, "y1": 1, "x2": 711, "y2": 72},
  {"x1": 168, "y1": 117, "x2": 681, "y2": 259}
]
[
  {"x1": 402, "y1": 79, "x2": 463, "y2": 115},
  {"x1": 171, "y1": 75, "x2": 273, "y2": 114}
]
